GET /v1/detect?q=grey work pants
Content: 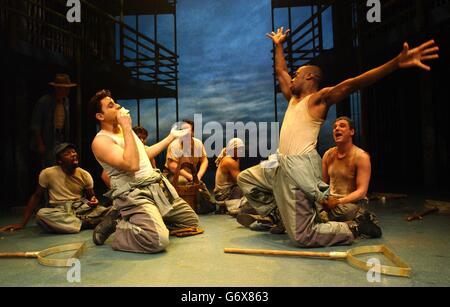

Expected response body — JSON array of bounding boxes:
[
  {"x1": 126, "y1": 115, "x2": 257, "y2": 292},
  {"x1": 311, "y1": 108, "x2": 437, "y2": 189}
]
[
  {"x1": 237, "y1": 151, "x2": 354, "y2": 247},
  {"x1": 36, "y1": 201, "x2": 110, "y2": 234},
  {"x1": 111, "y1": 188, "x2": 199, "y2": 254}
]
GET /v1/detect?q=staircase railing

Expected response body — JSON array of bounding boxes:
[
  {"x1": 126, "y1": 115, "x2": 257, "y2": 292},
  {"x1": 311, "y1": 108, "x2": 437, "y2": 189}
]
[{"x1": 0, "y1": 0, "x2": 178, "y2": 89}]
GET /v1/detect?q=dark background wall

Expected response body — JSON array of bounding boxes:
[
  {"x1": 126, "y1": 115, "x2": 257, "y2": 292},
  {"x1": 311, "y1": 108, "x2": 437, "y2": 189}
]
[{"x1": 0, "y1": 0, "x2": 449, "y2": 212}]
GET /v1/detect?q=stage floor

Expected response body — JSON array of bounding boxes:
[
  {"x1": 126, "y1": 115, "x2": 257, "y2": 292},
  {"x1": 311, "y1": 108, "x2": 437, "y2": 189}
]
[{"x1": 0, "y1": 198, "x2": 449, "y2": 287}]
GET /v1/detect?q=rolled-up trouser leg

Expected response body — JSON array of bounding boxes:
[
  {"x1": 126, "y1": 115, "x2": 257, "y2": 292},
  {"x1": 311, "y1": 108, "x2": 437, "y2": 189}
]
[
  {"x1": 163, "y1": 197, "x2": 199, "y2": 230},
  {"x1": 112, "y1": 197, "x2": 169, "y2": 254},
  {"x1": 237, "y1": 165, "x2": 277, "y2": 216},
  {"x1": 273, "y1": 169, "x2": 354, "y2": 247},
  {"x1": 36, "y1": 204, "x2": 82, "y2": 234}
]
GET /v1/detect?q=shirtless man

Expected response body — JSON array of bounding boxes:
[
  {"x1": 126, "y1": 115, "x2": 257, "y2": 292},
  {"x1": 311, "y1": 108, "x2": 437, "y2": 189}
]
[{"x1": 321, "y1": 117, "x2": 372, "y2": 224}]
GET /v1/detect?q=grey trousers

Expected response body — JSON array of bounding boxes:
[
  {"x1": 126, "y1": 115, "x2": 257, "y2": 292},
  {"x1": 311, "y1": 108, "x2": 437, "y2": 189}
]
[
  {"x1": 36, "y1": 200, "x2": 110, "y2": 234},
  {"x1": 237, "y1": 151, "x2": 354, "y2": 247},
  {"x1": 111, "y1": 187, "x2": 199, "y2": 254}
]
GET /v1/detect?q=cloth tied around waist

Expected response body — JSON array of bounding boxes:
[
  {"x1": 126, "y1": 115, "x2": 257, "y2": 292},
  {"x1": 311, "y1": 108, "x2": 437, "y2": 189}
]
[
  {"x1": 104, "y1": 170, "x2": 178, "y2": 217},
  {"x1": 260, "y1": 151, "x2": 280, "y2": 169}
]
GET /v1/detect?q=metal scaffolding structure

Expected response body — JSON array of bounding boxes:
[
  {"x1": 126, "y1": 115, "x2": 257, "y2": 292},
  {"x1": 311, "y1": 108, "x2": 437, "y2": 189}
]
[
  {"x1": 111, "y1": 0, "x2": 180, "y2": 141},
  {"x1": 0, "y1": 0, "x2": 180, "y2": 205}
]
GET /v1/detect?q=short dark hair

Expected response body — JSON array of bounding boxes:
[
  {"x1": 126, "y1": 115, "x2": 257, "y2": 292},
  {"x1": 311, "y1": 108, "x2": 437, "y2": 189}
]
[
  {"x1": 182, "y1": 119, "x2": 194, "y2": 132},
  {"x1": 90, "y1": 89, "x2": 112, "y2": 122},
  {"x1": 305, "y1": 65, "x2": 323, "y2": 85},
  {"x1": 297, "y1": 65, "x2": 323, "y2": 88},
  {"x1": 334, "y1": 116, "x2": 355, "y2": 130},
  {"x1": 133, "y1": 126, "x2": 148, "y2": 138}
]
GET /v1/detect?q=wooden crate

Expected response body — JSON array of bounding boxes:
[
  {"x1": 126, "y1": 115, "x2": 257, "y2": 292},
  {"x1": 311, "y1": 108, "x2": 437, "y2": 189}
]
[{"x1": 176, "y1": 183, "x2": 200, "y2": 212}]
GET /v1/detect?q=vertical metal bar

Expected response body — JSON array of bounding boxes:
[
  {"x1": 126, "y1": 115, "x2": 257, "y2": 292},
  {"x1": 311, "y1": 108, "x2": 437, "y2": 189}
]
[
  {"x1": 75, "y1": 41, "x2": 82, "y2": 161},
  {"x1": 154, "y1": 14, "x2": 158, "y2": 83},
  {"x1": 272, "y1": 5, "x2": 277, "y2": 123},
  {"x1": 288, "y1": 6, "x2": 292, "y2": 73},
  {"x1": 154, "y1": 14, "x2": 160, "y2": 141},
  {"x1": 156, "y1": 97, "x2": 160, "y2": 142},
  {"x1": 311, "y1": 5, "x2": 316, "y2": 57},
  {"x1": 174, "y1": 8, "x2": 179, "y2": 122},
  {"x1": 119, "y1": 0, "x2": 124, "y2": 65},
  {"x1": 350, "y1": 93, "x2": 354, "y2": 119},
  {"x1": 317, "y1": 4, "x2": 323, "y2": 53},
  {"x1": 136, "y1": 14, "x2": 140, "y2": 125}
]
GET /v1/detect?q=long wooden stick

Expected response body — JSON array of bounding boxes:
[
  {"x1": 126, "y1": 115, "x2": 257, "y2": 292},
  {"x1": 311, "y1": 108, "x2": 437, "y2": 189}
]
[
  {"x1": 224, "y1": 248, "x2": 347, "y2": 259},
  {"x1": 0, "y1": 252, "x2": 37, "y2": 258},
  {"x1": 406, "y1": 207, "x2": 439, "y2": 221},
  {"x1": 225, "y1": 245, "x2": 412, "y2": 277}
]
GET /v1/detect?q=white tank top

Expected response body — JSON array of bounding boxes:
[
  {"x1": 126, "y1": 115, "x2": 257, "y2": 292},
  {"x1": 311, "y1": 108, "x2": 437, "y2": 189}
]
[
  {"x1": 95, "y1": 129, "x2": 153, "y2": 186},
  {"x1": 279, "y1": 94, "x2": 324, "y2": 155}
]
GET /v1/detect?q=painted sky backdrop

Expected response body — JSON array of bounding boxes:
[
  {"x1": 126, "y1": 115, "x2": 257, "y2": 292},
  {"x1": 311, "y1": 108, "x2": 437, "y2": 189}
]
[{"x1": 120, "y1": 0, "x2": 336, "y2": 157}]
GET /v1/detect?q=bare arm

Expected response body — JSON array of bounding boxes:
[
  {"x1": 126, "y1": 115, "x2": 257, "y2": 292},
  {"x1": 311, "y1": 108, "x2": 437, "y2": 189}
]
[
  {"x1": 86, "y1": 188, "x2": 95, "y2": 200},
  {"x1": 197, "y1": 156, "x2": 209, "y2": 182},
  {"x1": 0, "y1": 185, "x2": 44, "y2": 232},
  {"x1": 147, "y1": 127, "x2": 189, "y2": 164},
  {"x1": 312, "y1": 40, "x2": 439, "y2": 115},
  {"x1": 145, "y1": 134, "x2": 176, "y2": 160},
  {"x1": 86, "y1": 188, "x2": 98, "y2": 207},
  {"x1": 92, "y1": 111, "x2": 140, "y2": 173},
  {"x1": 266, "y1": 27, "x2": 292, "y2": 101},
  {"x1": 322, "y1": 151, "x2": 330, "y2": 184},
  {"x1": 92, "y1": 134, "x2": 139, "y2": 173},
  {"x1": 167, "y1": 159, "x2": 193, "y2": 181},
  {"x1": 101, "y1": 170, "x2": 111, "y2": 188},
  {"x1": 338, "y1": 153, "x2": 371, "y2": 205}
]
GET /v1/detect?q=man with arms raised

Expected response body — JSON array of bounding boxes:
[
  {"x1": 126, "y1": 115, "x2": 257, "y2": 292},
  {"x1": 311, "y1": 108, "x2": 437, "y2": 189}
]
[{"x1": 237, "y1": 28, "x2": 438, "y2": 247}]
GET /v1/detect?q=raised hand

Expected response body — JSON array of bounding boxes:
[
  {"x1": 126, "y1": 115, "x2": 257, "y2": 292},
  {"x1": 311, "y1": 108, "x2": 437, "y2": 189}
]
[
  {"x1": 266, "y1": 27, "x2": 290, "y2": 45},
  {"x1": 398, "y1": 40, "x2": 439, "y2": 71},
  {"x1": 170, "y1": 124, "x2": 190, "y2": 139},
  {"x1": 117, "y1": 107, "x2": 132, "y2": 129}
]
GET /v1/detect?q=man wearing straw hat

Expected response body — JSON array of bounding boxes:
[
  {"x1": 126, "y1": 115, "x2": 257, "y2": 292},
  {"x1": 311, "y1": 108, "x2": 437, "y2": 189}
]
[{"x1": 30, "y1": 73, "x2": 77, "y2": 167}]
